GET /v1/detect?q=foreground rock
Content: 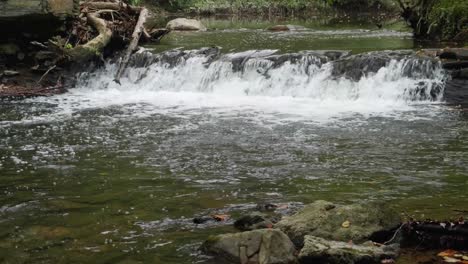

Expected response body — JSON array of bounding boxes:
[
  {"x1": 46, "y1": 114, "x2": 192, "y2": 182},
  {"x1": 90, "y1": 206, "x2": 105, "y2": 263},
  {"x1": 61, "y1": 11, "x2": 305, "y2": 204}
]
[
  {"x1": 166, "y1": 18, "x2": 206, "y2": 31},
  {"x1": 299, "y1": 235, "x2": 399, "y2": 264},
  {"x1": 201, "y1": 229, "x2": 297, "y2": 264},
  {"x1": 275, "y1": 200, "x2": 400, "y2": 247}
]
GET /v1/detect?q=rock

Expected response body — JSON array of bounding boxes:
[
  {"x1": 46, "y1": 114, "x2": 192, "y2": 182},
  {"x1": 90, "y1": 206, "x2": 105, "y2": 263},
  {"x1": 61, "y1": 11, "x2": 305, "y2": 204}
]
[
  {"x1": 298, "y1": 235, "x2": 399, "y2": 264},
  {"x1": 442, "y1": 61, "x2": 468, "y2": 70},
  {"x1": 440, "y1": 48, "x2": 468, "y2": 61},
  {"x1": 234, "y1": 213, "x2": 277, "y2": 231},
  {"x1": 417, "y1": 49, "x2": 441, "y2": 58},
  {"x1": 267, "y1": 25, "x2": 290, "y2": 31},
  {"x1": 460, "y1": 68, "x2": 468, "y2": 79},
  {"x1": 201, "y1": 229, "x2": 297, "y2": 264},
  {"x1": 267, "y1": 25, "x2": 306, "y2": 31},
  {"x1": 166, "y1": 18, "x2": 206, "y2": 31},
  {"x1": 193, "y1": 216, "x2": 213, "y2": 224},
  {"x1": 275, "y1": 200, "x2": 400, "y2": 247},
  {"x1": 256, "y1": 203, "x2": 279, "y2": 211}
]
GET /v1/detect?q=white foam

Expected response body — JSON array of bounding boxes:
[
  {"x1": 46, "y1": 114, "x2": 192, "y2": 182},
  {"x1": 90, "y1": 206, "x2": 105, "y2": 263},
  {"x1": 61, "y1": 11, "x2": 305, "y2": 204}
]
[{"x1": 24, "y1": 50, "x2": 446, "y2": 124}]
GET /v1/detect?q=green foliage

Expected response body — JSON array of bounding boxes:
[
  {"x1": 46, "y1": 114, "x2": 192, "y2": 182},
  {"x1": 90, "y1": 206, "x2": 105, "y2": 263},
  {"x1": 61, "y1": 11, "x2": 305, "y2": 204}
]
[
  {"x1": 427, "y1": 0, "x2": 468, "y2": 39},
  {"x1": 128, "y1": 0, "x2": 141, "y2": 5},
  {"x1": 157, "y1": 0, "x2": 395, "y2": 12}
]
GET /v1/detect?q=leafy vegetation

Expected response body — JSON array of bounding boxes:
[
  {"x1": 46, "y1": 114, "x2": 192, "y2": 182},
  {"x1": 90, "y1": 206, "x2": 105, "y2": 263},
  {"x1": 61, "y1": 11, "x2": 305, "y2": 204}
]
[
  {"x1": 427, "y1": 0, "x2": 468, "y2": 40},
  {"x1": 154, "y1": 0, "x2": 397, "y2": 13}
]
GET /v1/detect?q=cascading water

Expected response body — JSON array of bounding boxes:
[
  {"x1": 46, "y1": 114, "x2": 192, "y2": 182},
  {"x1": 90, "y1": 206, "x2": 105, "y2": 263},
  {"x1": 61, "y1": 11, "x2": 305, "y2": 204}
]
[{"x1": 32, "y1": 48, "x2": 447, "y2": 123}]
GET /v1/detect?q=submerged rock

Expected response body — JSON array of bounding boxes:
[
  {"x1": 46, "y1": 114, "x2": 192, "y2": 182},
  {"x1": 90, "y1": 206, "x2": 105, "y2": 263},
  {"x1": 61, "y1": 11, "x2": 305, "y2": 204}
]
[
  {"x1": 267, "y1": 25, "x2": 290, "y2": 31},
  {"x1": 201, "y1": 229, "x2": 297, "y2": 264},
  {"x1": 298, "y1": 235, "x2": 399, "y2": 264},
  {"x1": 234, "y1": 213, "x2": 277, "y2": 231},
  {"x1": 275, "y1": 200, "x2": 400, "y2": 247},
  {"x1": 166, "y1": 18, "x2": 206, "y2": 31},
  {"x1": 267, "y1": 25, "x2": 306, "y2": 31}
]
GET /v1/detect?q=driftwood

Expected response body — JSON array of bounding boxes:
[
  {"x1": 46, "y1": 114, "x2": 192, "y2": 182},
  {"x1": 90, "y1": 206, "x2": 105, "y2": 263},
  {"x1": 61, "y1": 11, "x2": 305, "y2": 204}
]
[
  {"x1": 402, "y1": 218, "x2": 468, "y2": 249},
  {"x1": 67, "y1": 12, "x2": 113, "y2": 62},
  {"x1": 113, "y1": 7, "x2": 148, "y2": 84}
]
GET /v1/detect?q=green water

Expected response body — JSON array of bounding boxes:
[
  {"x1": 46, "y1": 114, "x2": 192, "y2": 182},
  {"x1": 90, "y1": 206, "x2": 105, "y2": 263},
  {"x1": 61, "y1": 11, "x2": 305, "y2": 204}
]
[
  {"x1": 150, "y1": 17, "x2": 416, "y2": 54},
  {"x1": 1, "y1": 17, "x2": 468, "y2": 264}
]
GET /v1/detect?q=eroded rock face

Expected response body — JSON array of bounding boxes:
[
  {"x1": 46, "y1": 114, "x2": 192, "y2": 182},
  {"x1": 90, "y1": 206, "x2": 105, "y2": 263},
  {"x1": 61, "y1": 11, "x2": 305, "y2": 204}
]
[
  {"x1": 166, "y1": 18, "x2": 207, "y2": 31},
  {"x1": 298, "y1": 235, "x2": 399, "y2": 264},
  {"x1": 275, "y1": 200, "x2": 401, "y2": 247},
  {"x1": 201, "y1": 229, "x2": 297, "y2": 264},
  {"x1": 0, "y1": 0, "x2": 76, "y2": 18}
]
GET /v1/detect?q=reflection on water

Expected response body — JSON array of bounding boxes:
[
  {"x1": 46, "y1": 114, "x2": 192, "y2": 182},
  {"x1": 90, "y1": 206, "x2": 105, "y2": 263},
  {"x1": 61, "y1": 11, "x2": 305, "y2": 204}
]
[{"x1": 149, "y1": 16, "x2": 415, "y2": 54}]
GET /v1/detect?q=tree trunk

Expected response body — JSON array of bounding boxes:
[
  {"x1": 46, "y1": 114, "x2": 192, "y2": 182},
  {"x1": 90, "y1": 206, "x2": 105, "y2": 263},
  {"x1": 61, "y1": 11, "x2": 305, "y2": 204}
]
[{"x1": 113, "y1": 7, "x2": 148, "y2": 84}]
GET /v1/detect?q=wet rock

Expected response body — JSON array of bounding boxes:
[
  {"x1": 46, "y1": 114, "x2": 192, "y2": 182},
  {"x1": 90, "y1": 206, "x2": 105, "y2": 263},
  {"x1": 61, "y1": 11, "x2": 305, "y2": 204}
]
[
  {"x1": 166, "y1": 18, "x2": 206, "y2": 31},
  {"x1": 442, "y1": 61, "x2": 468, "y2": 70},
  {"x1": 234, "y1": 213, "x2": 277, "y2": 231},
  {"x1": 201, "y1": 229, "x2": 297, "y2": 264},
  {"x1": 275, "y1": 200, "x2": 400, "y2": 247},
  {"x1": 0, "y1": 0, "x2": 76, "y2": 18},
  {"x1": 417, "y1": 49, "x2": 441, "y2": 58},
  {"x1": 193, "y1": 216, "x2": 213, "y2": 224},
  {"x1": 128, "y1": 47, "x2": 221, "y2": 69},
  {"x1": 267, "y1": 25, "x2": 306, "y2": 31},
  {"x1": 256, "y1": 203, "x2": 279, "y2": 211},
  {"x1": 267, "y1": 25, "x2": 290, "y2": 31},
  {"x1": 330, "y1": 51, "x2": 436, "y2": 81},
  {"x1": 460, "y1": 68, "x2": 468, "y2": 79},
  {"x1": 440, "y1": 48, "x2": 468, "y2": 61},
  {"x1": 298, "y1": 235, "x2": 399, "y2": 264}
]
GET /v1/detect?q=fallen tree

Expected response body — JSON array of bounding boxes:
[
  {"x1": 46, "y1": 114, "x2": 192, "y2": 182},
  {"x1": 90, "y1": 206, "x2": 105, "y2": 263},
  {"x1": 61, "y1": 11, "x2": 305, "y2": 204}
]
[
  {"x1": 114, "y1": 7, "x2": 148, "y2": 84},
  {"x1": 0, "y1": 0, "x2": 169, "y2": 98}
]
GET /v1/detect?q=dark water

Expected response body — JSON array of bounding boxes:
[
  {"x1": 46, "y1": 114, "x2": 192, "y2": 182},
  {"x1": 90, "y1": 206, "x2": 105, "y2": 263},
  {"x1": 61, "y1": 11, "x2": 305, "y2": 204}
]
[{"x1": 1, "y1": 18, "x2": 468, "y2": 264}]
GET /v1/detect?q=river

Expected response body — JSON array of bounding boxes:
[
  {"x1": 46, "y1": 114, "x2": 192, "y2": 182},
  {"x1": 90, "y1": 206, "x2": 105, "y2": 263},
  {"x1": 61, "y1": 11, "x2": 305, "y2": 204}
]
[{"x1": 0, "y1": 17, "x2": 467, "y2": 263}]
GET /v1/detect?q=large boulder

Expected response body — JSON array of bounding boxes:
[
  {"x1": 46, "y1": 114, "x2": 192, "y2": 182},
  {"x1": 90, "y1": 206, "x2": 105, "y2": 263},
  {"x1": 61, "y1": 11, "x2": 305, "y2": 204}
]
[
  {"x1": 275, "y1": 200, "x2": 400, "y2": 247},
  {"x1": 201, "y1": 229, "x2": 297, "y2": 264},
  {"x1": 298, "y1": 235, "x2": 399, "y2": 264},
  {"x1": 166, "y1": 18, "x2": 206, "y2": 31}
]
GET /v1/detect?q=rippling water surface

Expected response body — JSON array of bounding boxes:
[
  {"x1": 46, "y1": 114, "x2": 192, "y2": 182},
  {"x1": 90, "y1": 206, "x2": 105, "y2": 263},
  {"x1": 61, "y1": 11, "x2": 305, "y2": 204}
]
[{"x1": 1, "y1": 18, "x2": 468, "y2": 263}]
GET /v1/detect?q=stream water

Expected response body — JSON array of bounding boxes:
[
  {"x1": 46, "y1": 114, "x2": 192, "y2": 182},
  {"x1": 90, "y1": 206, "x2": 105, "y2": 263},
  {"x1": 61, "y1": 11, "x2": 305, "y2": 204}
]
[{"x1": 1, "y1": 18, "x2": 468, "y2": 263}]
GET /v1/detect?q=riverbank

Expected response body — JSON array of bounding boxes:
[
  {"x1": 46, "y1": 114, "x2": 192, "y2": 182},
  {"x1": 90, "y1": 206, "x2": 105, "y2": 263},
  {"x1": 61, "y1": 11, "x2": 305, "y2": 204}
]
[{"x1": 154, "y1": 0, "x2": 399, "y2": 16}]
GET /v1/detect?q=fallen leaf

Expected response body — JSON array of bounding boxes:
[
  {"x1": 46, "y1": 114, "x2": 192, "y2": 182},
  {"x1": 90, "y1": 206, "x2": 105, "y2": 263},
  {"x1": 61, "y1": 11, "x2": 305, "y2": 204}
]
[
  {"x1": 438, "y1": 250, "x2": 458, "y2": 257},
  {"x1": 342, "y1": 220, "x2": 350, "y2": 228},
  {"x1": 443, "y1": 256, "x2": 460, "y2": 263},
  {"x1": 276, "y1": 204, "x2": 288, "y2": 209},
  {"x1": 212, "y1": 214, "x2": 229, "y2": 221}
]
